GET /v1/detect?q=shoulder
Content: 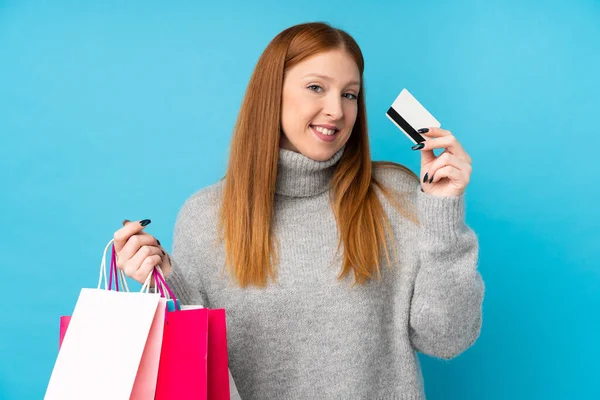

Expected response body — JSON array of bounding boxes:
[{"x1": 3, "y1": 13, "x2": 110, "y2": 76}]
[
  {"x1": 181, "y1": 179, "x2": 224, "y2": 212},
  {"x1": 174, "y1": 179, "x2": 224, "y2": 233},
  {"x1": 371, "y1": 161, "x2": 420, "y2": 194}
]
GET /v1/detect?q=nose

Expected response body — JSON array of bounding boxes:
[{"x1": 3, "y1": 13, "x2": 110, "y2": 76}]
[{"x1": 324, "y1": 93, "x2": 344, "y2": 120}]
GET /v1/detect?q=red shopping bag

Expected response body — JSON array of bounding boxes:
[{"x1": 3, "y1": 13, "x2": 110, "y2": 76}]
[
  {"x1": 206, "y1": 309, "x2": 230, "y2": 400},
  {"x1": 154, "y1": 307, "x2": 209, "y2": 399},
  {"x1": 153, "y1": 271, "x2": 231, "y2": 400}
]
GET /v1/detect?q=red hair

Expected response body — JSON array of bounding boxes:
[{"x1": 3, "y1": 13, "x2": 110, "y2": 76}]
[{"x1": 219, "y1": 22, "x2": 419, "y2": 288}]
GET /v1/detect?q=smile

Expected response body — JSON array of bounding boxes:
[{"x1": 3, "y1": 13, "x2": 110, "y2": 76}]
[{"x1": 310, "y1": 125, "x2": 339, "y2": 142}]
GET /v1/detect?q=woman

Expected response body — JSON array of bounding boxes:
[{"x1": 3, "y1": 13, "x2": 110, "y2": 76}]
[{"x1": 114, "y1": 21, "x2": 483, "y2": 399}]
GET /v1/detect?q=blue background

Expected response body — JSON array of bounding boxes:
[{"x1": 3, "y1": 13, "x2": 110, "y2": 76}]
[{"x1": 1, "y1": 0, "x2": 598, "y2": 399}]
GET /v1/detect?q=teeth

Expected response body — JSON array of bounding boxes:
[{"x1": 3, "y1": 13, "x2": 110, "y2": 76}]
[{"x1": 313, "y1": 126, "x2": 336, "y2": 135}]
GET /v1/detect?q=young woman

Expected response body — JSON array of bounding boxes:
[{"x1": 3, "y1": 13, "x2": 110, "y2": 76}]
[{"x1": 114, "y1": 22, "x2": 483, "y2": 400}]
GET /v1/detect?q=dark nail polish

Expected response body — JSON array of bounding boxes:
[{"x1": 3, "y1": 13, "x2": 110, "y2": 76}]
[
  {"x1": 140, "y1": 219, "x2": 151, "y2": 227},
  {"x1": 412, "y1": 143, "x2": 425, "y2": 150},
  {"x1": 429, "y1": 174, "x2": 434, "y2": 184},
  {"x1": 423, "y1": 173, "x2": 429, "y2": 183},
  {"x1": 418, "y1": 128, "x2": 429, "y2": 133},
  {"x1": 157, "y1": 239, "x2": 161, "y2": 246},
  {"x1": 162, "y1": 250, "x2": 165, "y2": 255}
]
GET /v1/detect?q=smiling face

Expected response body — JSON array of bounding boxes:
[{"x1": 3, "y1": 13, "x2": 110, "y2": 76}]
[{"x1": 280, "y1": 48, "x2": 361, "y2": 161}]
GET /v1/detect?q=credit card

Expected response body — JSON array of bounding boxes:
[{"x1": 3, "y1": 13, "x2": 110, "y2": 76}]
[{"x1": 386, "y1": 88, "x2": 441, "y2": 144}]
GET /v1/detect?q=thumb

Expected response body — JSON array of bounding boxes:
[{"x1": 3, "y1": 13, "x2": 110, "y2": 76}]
[
  {"x1": 420, "y1": 148, "x2": 436, "y2": 167},
  {"x1": 416, "y1": 136, "x2": 436, "y2": 166}
]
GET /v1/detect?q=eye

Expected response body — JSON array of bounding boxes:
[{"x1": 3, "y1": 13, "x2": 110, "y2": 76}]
[{"x1": 307, "y1": 84, "x2": 358, "y2": 100}]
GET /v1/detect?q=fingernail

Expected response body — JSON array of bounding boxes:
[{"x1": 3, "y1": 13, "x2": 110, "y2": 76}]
[
  {"x1": 157, "y1": 239, "x2": 161, "y2": 246},
  {"x1": 122, "y1": 219, "x2": 131, "y2": 226},
  {"x1": 429, "y1": 174, "x2": 434, "y2": 184},
  {"x1": 140, "y1": 219, "x2": 151, "y2": 227},
  {"x1": 162, "y1": 250, "x2": 165, "y2": 255},
  {"x1": 423, "y1": 172, "x2": 429, "y2": 183},
  {"x1": 412, "y1": 143, "x2": 425, "y2": 150},
  {"x1": 418, "y1": 128, "x2": 429, "y2": 133}
]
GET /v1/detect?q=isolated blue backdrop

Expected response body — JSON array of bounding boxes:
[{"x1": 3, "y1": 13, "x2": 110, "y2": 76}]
[{"x1": 1, "y1": 0, "x2": 598, "y2": 399}]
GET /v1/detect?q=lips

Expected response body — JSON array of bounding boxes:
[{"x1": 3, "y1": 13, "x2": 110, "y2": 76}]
[
  {"x1": 310, "y1": 125, "x2": 338, "y2": 142},
  {"x1": 311, "y1": 124, "x2": 338, "y2": 131}
]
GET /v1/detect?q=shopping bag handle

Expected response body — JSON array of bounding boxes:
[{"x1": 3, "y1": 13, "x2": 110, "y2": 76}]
[
  {"x1": 154, "y1": 268, "x2": 180, "y2": 311},
  {"x1": 152, "y1": 269, "x2": 165, "y2": 297},
  {"x1": 97, "y1": 239, "x2": 153, "y2": 292},
  {"x1": 97, "y1": 238, "x2": 179, "y2": 310},
  {"x1": 142, "y1": 266, "x2": 180, "y2": 311},
  {"x1": 109, "y1": 244, "x2": 120, "y2": 291}
]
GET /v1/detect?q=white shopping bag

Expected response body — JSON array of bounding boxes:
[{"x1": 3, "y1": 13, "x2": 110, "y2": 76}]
[
  {"x1": 45, "y1": 239, "x2": 166, "y2": 400},
  {"x1": 229, "y1": 369, "x2": 242, "y2": 400}
]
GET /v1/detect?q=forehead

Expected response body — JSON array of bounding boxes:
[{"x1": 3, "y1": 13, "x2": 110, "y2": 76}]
[{"x1": 286, "y1": 50, "x2": 360, "y2": 85}]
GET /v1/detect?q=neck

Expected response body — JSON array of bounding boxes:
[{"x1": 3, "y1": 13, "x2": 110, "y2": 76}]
[{"x1": 275, "y1": 147, "x2": 345, "y2": 198}]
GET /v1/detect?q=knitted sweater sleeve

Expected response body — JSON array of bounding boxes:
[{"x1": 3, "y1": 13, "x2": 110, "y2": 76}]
[
  {"x1": 408, "y1": 184, "x2": 484, "y2": 360},
  {"x1": 165, "y1": 196, "x2": 210, "y2": 308}
]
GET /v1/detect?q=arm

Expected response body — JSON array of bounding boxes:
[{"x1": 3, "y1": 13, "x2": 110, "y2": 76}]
[
  {"x1": 409, "y1": 186, "x2": 484, "y2": 360},
  {"x1": 165, "y1": 198, "x2": 210, "y2": 307}
]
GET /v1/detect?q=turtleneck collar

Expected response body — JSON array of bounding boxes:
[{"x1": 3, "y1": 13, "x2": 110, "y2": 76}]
[{"x1": 275, "y1": 146, "x2": 345, "y2": 198}]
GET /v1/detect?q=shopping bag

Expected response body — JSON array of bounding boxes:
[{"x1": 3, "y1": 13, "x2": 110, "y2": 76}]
[
  {"x1": 46, "y1": 239, "x2": 165, "y2": 400},
  {"x1": 153, "y1": 270, "x2": 232, "y2": 400},
  {"x1": 207, "y1": 308, "x2": 230, "y2": 400},
  {"x1": 155, "y1": 306, "x2": 209, "y2": 399},
  {"x1": 58, "y1": 302, "x2": 167, "y2": 400}
]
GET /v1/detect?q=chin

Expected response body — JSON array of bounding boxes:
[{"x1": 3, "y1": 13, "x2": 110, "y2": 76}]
[{"x1": 300, "y1": 146, "x2": 340, "y2": 162}]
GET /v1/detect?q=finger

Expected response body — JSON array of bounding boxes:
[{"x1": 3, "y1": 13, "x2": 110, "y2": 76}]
[
  {"x1": 419, "y1": 136, "x2": 471, "y2": 163},
  {"x1": 416, "y1": 137, "x2": 436, "y2": 166},
  {"x1": 133, "y1": 254, "x2": 164, "y2": 284},
  {"x1": 122, "y1": 220, "x2": 155, "y2": 241},
  {"x1": 430, "y1": 151, "x2": 472, "y2": 174},
  {"x1": 419, "y1": 127, "x2": 451, "y2": 138},
  {"x1": 428, "y1": 165, "x2": 469, "y2": 188},
  {"x1": 420, "y1": 149, "x2": 436, "y2": 167},
  {"x1": 413, "y1": 128, "x2": 443, "y2": 165},
  {"x1": 425, "y1": 152, "x2": 472, "y2": 182},
  {"x1": 122, "y1": 245, "x2": 163, "y2": 277},
  {"x1": 113, "y1": 219, "x2": 152, "y2": 252},
  {"x1": 413, "y1": 127, "x2": 471, "y2": 165},
  {"x1": 118, "y1": 234, "x2": 161, "y2": 264}
]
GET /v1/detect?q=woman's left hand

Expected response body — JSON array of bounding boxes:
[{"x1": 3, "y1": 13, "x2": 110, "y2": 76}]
[{"x1": 412, "y1": 127, "x2": 472, "y2": 197}]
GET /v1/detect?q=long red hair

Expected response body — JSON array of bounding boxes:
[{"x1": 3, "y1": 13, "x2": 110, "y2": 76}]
[{"x1": 219, "y1": 22, "x2": 420, "y2": 288}]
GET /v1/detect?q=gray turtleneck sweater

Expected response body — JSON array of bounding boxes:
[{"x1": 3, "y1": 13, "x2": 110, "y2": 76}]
[{"x1": 166, "y1": 147, "x2": 484, "y2": 400}]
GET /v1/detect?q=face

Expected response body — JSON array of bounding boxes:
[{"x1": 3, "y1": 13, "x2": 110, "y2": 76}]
[{"x1": 280, "y1": 49, "x2": 360, "y2": 161}]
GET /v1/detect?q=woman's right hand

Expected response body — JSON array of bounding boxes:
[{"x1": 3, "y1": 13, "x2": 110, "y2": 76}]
[{"x1": 113, "y1": 219, "x2": 172, "y2": 284}]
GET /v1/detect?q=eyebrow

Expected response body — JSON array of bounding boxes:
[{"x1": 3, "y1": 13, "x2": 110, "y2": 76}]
[{"x1": 303, "y1": 73, "x2": 360, "y2": 87}]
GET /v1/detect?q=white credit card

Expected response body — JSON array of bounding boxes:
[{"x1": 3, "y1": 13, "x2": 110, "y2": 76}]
[{"x1": 385, "y1": 88, "x2": 441, "y2": 144}]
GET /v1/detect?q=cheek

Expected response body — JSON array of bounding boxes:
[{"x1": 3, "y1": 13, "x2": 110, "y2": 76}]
[
  {"x1": 280, "y1": 96, "x2": 296, "y2": 132},
  {"x1": 282, "y1": 91, "x2": 304, "y2": 126},
  {"x1": 345, "y1": 103, "x2": 359, "y2": 126},
  {"x1": 286, "y1": 99, "x2": 317, "y2": 130}
]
